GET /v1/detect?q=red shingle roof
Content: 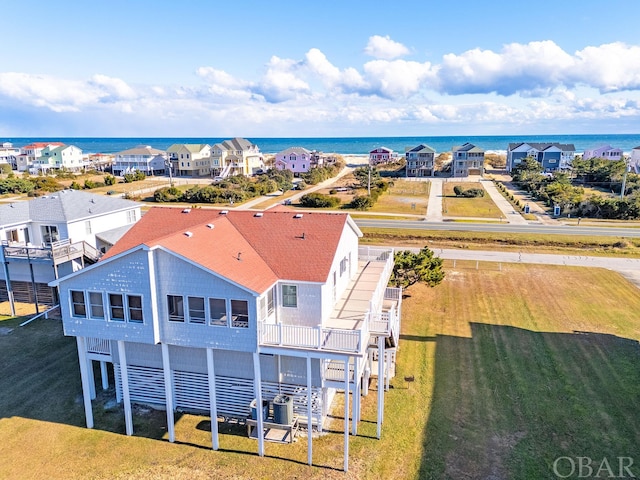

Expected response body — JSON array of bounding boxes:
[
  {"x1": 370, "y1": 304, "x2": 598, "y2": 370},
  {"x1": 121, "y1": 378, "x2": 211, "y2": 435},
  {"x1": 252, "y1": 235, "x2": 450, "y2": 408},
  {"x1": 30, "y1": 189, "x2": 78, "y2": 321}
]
[{"x1": 102, "y1": 207, "x2": 355, "y2": 293}]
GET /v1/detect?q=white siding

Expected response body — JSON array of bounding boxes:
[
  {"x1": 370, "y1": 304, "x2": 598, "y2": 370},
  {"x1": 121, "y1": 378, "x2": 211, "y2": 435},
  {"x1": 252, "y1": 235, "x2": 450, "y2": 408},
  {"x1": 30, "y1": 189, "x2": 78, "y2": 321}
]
[
  {"x1": 277, "y1": 281, "x2": 323, "y2": 327},
  {"x1": 155, "y1": 250, "x2": 258, "y2": 351},
  {"x1": 59, "y1": 249, "x2": 156, "y2": 343}
]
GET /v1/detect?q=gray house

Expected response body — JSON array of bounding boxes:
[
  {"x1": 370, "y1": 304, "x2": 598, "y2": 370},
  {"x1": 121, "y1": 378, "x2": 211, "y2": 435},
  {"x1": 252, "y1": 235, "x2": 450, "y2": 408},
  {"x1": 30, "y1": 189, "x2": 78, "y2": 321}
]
[
  {"x1": 507, "y1": 142, "x2": 575, "y2": 172},
  {"x1": 0, "y1": 190, "x2": 141, "y2": 313}
]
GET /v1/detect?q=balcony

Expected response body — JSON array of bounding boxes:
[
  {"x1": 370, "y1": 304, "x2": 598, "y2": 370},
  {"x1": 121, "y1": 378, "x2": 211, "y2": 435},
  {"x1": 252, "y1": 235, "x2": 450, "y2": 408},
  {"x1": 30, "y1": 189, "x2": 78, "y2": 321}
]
[
  {"x1": 259, "y1": 247, "x2": 397, "y2": 355},
  {"x1": 2, "y1": 239, "x2": 102, "y2": 265}
]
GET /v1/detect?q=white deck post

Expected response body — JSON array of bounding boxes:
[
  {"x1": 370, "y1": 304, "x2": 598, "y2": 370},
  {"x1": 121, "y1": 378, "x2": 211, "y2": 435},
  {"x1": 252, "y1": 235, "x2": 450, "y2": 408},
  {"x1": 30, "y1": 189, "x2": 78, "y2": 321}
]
[
  {"x1": 118, "y1": 340, "x2": 133, "y2": 436},
  {"x1": 100, "y1": 361, "x2": 109, "y2": 391},
  {"x1": 76, "y1": 337, "x2": 94, "y2": 429},
  {"x1": 385, "y1": 351, "x2": 391, "y2": 391},
  {"x1": 252, "y1": 352, "x2": 265, "y2": 457},
  {"x1": 343, "y1": 358, "x2": 350, "y2": 472},
  {"x1": 352, "y1": 358, "x2": 359, "y2": 435},
  {"x1": 377, "y1": 335, "x2": 384, "y2": 439},
  {"x1": 161, "y1": 343, "x2": 175, "y2": 443},
  {"x1": 206, "y1": 348, "x2": 219, "y2": 451},
  {"x1": 306, "y1": 355, "x2": 313, "y2": 466},
  {"x1": 86, "y1": 358, "x2": 96, "y2": 400}
]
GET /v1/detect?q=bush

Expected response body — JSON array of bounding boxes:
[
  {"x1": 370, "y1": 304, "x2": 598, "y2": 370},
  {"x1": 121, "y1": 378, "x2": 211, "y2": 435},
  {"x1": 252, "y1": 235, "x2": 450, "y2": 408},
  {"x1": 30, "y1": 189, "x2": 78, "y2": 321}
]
[
  {"x1": 453, "y1": 186, "x2": 485, "y2": 197},
  {"x1": 104, "y1": 175, "x2": 117, "y2": 185},
  {"x1": 299, "y1": 193, "x2": 341, "y2": 208},
  {"x1": 349, "y1": 195, "x2": 373, "y2": 210},
  {"x1": 0, "y1": 164, "x2": 12, "y2": 175}
]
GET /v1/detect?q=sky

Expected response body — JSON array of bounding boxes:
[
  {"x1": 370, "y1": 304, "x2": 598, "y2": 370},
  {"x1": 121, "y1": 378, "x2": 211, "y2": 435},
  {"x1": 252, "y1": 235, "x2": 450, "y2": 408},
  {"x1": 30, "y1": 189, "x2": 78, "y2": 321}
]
[{"x1": 1, "y1": 0, "x2": 640, "y2": 138}]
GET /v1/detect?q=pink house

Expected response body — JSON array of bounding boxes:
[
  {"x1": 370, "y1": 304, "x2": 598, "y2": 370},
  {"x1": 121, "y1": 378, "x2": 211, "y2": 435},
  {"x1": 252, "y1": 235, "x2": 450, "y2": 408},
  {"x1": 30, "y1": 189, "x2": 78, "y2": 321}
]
[
  {"x1": 369, "y1": 147, "x2": 394, "y2": 166},
  {"x1": 275, "y1": 147, "x2": 313, "y2": 175},
  {"x1": 582, "y1": 145, "x2": 623, "y2": 161}
]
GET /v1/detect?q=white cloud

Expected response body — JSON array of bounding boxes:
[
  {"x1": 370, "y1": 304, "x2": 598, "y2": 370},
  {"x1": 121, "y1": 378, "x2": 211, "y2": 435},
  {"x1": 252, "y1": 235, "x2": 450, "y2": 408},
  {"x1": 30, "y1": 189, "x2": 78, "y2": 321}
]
[
  {"x1": 2, "y1": 38, "x2": 640, "y2": 136},
  {"x1": 364, "y1": 35, "x2": 410, "y2": 60},
  {"x1": 572, "y1": 42, "x2": 640, "y2": 92}
]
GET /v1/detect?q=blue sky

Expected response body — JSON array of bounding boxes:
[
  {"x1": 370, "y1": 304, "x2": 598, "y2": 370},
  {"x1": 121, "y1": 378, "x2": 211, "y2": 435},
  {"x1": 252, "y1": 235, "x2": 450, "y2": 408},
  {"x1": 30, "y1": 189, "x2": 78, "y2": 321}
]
[{"x1": 1, "y1": 0, "x2": 640, "y2": 137}]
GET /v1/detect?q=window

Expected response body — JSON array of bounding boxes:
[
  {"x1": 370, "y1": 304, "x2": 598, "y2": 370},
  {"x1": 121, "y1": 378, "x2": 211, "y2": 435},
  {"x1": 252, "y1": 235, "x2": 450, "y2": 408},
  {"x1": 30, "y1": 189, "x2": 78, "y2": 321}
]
[
  {"x1": 209, "y1": 298, "x2": 227, "y2": 326},
  {"x1": 188, "y1": 296, "x2": 206, "y2": 324},
  {"x1": 340, "y1": 257, "x2": 348, "y2": 276},
  {"x1": 167, "y1": 295, "x2": 185, "y2": 322},
  {"x1": 85, "y1": 221, "x2": 92, "y2": 235},
  {"x1": 71, "y1": 290, "x2": 86, "y2": 317},
  {"x1": 41, "y1": 225, "x2": 59, "y2": 244},
  {"x1": 128, "y1": 295, "x2": 143, "y2": 323},
  {"x1": 126, "y1": 210, "x2": 137, "y2": 223},
  {"x1": 267, "y1": 287, "x2": 274, "y2": 315},
  {"x1": 89, "y1": 292, "x2": 104, "y2": 318},
  {"x1": 109, "y1": 294, "x2": 125, "y2": 321},
  {"x1": 282, "y1": 285, "x2": 297, "y2": 308},
  {"x1": 231, "y1": 300, "x2": 249, "y2": 328}
]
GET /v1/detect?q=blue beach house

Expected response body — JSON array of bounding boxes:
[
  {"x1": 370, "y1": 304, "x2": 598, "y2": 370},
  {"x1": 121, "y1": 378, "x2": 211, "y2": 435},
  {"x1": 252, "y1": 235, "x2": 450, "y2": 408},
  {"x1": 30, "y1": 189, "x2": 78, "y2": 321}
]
[{"x1": 506, "y1": 142, "x2": 575, "y2": 172}]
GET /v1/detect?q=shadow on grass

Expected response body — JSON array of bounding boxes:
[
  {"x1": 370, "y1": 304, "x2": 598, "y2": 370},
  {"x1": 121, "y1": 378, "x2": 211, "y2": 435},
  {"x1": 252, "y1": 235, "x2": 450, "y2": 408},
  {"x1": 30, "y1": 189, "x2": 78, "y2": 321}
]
[{"x1": 419, "y1": 323, "x2": 640, "y2": 479}]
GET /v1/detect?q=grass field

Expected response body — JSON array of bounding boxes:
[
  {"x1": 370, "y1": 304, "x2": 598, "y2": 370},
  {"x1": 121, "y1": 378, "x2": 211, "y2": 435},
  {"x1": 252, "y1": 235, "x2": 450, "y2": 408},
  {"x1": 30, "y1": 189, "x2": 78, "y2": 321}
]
[
  {"x1": 368, "y1": 180, "x2": 429, "y2": 215},
  {"x1": 442, "y1": 182, "x2": 505, "y2": 219},
  {"x1": 1, "y1": 264, "x2": 639, "y2": 479}
]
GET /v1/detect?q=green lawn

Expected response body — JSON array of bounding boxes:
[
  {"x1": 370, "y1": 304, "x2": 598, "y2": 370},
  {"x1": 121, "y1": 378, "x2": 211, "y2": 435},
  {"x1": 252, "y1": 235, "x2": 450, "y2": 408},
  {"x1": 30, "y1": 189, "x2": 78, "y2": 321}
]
[
  {"x1": 368, "y1": 180, "x2": 429, "y2": 215},
  {"x1": 442, "y1": 182, "x2": 504, "y2": 219},
  {"x1": 1, "y1": 265, "x2": 639, "y2": 478}
]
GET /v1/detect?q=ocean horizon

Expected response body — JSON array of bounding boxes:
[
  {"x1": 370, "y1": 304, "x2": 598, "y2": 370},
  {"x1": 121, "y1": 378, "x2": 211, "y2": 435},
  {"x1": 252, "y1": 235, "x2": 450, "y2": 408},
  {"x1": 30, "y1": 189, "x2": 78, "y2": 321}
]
[{"x1": 3, "y1": 134, "x2": 640, "y2": 156}]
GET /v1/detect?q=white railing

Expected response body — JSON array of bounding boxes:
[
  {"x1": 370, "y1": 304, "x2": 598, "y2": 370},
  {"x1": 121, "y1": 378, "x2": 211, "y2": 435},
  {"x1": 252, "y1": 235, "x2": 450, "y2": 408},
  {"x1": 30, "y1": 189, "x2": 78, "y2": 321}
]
[
  {"x1": 358, "y1": 246, "x2": 393, "y2": 263},
  {"x1": 19, "y1": 304, "x2": 60, "y2": 327},
  {"x1": 260, "y1": 323, "x2": 363, "y2": 353},
  {"x1": 86, "y1": 337, "x2": 111, "y2": 355}
]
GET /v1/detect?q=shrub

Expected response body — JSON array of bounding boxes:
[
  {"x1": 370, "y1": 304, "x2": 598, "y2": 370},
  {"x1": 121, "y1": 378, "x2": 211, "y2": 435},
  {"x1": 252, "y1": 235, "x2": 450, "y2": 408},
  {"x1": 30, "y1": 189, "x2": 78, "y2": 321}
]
[
  {"x1": 349, "y1": 195, "x2": 373, "y2": 210},
  {"x1": 104, "y1": 175, "x2": 117, "y2": 185},
  {"x1": 299, "y1": 193, "x2": 341, "y2": 208},
  {"x1": 0, "y1": 164, "x2": 12, "y2": 175}
]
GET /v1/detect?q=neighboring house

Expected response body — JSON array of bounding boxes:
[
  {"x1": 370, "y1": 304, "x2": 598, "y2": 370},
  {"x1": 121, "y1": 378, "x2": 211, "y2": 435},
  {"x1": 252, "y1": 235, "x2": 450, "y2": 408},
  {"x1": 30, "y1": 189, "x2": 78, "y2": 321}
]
[
  {"x1": 451, "y1": 143, "x2": 485, "y2": 177},
  {"x1": 87, "y1": 153, "x2": 114, "y2": 171},
  {"x1": 52, "y1": 207, "x2": 401, "y2": 470},
  {"x1": 582, "y1": 145, "x2": 623, "y2": 161},
  {"x1": 506, "y1": 142, "x2": 575, "y2": 171},
  {"x1": 166, "y1": 144, "x2": 212, "y2": 178},
  {"x1": 33, "y1": 144, "x2": 85, "y2": 173},
  {"x1": 0, "y1": 142, "x2": 20, "y2": 169},
  {"x1": 0, "y1": 190, "x2": 141, "y2": 314},
  {"x1": 630, "y1": 146, "x2": 640, "y2": 173},
  {"x1": 211, "y1": 138, "x2": 264, "y2": 178},
  {"x1": 274, "y1": 147, "x2": 313, "y2": 175},
  {"x1": 405, "y1": 144, "x2": 436, "y2": 177},
  {"x1": 112, "y1": 145, "x2": 168, "y2": 176},
  {"x1": 369, "y1": 147, "x2": 394, "y2": 166},
  {"x1": 16, "y1": 142, "x2": 65, "y2": 172}
]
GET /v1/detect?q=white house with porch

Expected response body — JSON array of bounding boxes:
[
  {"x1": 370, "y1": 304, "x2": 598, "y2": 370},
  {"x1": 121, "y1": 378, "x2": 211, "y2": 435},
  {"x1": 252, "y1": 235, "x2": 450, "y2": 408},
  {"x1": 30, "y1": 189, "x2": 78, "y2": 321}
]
[
  {"x1": 1, "y1": 190, "x2": 141, "y2": 315},
  {"x1": 51, "y1": 207, "x2": 401, "y2": 472}
]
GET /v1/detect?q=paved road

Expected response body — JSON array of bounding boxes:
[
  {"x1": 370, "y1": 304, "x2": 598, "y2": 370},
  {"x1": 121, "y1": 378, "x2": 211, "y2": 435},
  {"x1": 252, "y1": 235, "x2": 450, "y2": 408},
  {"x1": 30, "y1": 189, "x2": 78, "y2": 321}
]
[
  {"x1": 480, "y1": 178, "x2": 529, "y2": 225},
  {"x1": 355, "y1": 218, "x2": 640, "y2": 238}
]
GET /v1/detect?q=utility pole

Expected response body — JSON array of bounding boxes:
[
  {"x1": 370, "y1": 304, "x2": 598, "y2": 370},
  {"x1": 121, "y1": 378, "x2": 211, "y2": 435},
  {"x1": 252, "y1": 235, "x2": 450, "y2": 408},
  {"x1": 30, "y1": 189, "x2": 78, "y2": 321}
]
[
  {"x1": 620, "y1": 156, "x2": 629, "y2": 200},
  {"x1": 368, "y1": 165, "x2": 371, "y2": 197}
]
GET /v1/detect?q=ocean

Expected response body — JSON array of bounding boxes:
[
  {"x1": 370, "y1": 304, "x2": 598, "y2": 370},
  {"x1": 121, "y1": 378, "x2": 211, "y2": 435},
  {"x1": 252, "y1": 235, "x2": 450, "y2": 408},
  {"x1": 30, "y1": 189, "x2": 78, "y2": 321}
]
[{"x1": 4, "y1": 134, "x2": 640, "y2": 155}]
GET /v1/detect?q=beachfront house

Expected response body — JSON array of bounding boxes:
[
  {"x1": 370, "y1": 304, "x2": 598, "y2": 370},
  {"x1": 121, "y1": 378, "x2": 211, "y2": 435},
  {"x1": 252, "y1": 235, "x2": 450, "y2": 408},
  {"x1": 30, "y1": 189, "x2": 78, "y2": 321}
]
[
  {"x1": 582, "y1": 145, "x2": 623, "y2": 162},
  {"x1": 32, "y1": 144, "x2": 85, "y2": 173},
  {"x1": 274, "y1": 147, "x2": 313, "y2": 175},
  {"x1": 0, "y1": 142, "x2": 20, "y2": 169},
  {"x1": 369, "y1": 147, "x2": 394, "y2": 166},
  {"x1": 405, "y1": 144, "x2": 436, "y2": 177},
  {"x1": 451, "y1": 143, "x2": 485, "y2": 177},
  {"x1": 506, "y1": 142, "x2": 575, "y2": 172},
  {"x1": 112, "y1": 145, "x2": 168, "y2": 176},
  {"x1": 0, "y1": 190, "x2": 141, "y2": 315},
  {"x1": 52, "y1": 207, "x2": 401, "y2": 471},
  {"x1": 211, "y1": 138, "x2": 264, "y2": 179},
  {"x1": 15, "y1": 141, "x2": 65, "y2": 172},
  {"x1": 166, "y1": 144, "x2": 212, "y2": 178}
]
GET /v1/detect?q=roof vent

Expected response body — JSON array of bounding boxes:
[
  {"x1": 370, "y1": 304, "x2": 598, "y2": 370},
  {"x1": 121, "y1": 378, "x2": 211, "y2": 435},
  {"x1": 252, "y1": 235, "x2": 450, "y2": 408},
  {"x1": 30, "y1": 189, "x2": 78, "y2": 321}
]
[
  {"x1": 182, "y1": 208, "x2": 191, "y2": 213},
  {"x1": 294, "y1": 213, "x2": 303, "y2": 219},
  {"x1": 254, "y1": 212, "x2": 263, "y2": 217},
  {"x1": 184, "y1": 231, "x2": 193, "y2": 237},
  {"x1": 220, "y1": 210, "x2": 229, "y2": 215},
  {"x1": 206, "y1": 223, "x2": 214, "y2": 229}
]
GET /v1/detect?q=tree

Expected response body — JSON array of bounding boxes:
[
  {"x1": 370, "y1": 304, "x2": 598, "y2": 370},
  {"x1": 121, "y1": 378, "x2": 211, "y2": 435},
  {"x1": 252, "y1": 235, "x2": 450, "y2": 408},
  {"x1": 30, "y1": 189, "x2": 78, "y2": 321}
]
[
  {"x1": 353, "y1": 166, "x2": 380, "y2": 191},
  {"x1": 389, "y1": 246, "x2": 445, "y2": 288}
]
